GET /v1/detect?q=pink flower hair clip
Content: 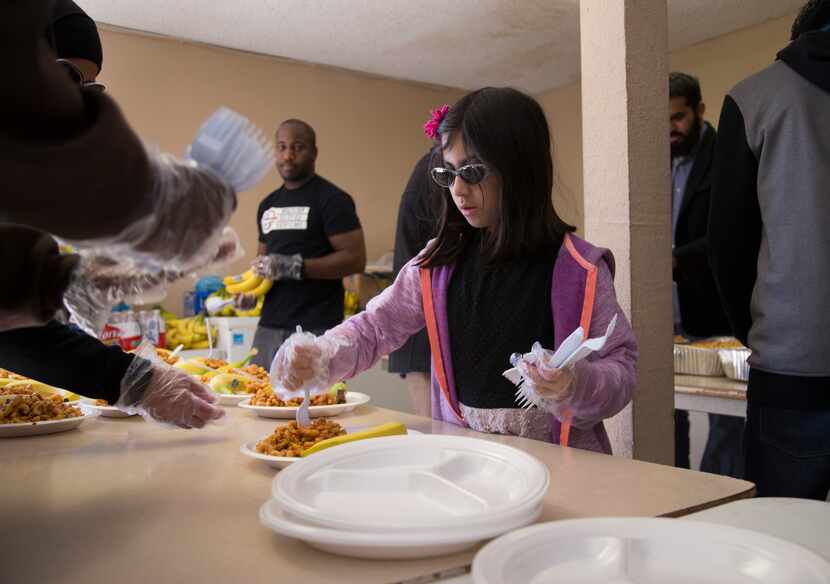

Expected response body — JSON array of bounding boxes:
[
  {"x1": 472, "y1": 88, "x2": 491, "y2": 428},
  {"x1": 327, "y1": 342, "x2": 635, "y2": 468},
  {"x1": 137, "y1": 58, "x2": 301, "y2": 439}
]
[{"x1": 423, "y1": 104, "x2": 450, "y2": 139}]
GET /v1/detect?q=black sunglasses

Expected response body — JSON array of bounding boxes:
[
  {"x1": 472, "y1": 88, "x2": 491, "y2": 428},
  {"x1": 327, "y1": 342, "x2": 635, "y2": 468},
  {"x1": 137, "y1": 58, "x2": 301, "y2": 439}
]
[
  {"x1": 430, "y1": 163, "x2": 490, "y2": 188},
  {"x1": 56, "y1": 59, "x2": 106, "y2": 92}
]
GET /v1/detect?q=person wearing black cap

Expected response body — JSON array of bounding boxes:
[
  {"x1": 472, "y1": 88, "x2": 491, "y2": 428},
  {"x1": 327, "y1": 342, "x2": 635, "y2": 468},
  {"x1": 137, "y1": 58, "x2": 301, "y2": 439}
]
[
  {"x1": 48, "y1": 0, "x2": 104, "y2": 88},
  {"x1": 1, "y1": 0, "x2": 236, "y2": 274}
]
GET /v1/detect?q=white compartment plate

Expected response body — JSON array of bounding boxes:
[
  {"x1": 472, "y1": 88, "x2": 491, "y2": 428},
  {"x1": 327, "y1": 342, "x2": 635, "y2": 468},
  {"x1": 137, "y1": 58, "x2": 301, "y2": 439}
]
[
  {"x1": 0, "y1": 411, "x2": 96, "y2": 438},
  {"x1": 212, "y1": 392, "x2": 251, "y2": 406},
  {"x1": 259, "y1": 497, "x2": 541, "y2": 560},
  {"x1": 238, "y1": 392, "x2": 370, "y2": 418},
  {"x1": 240, "y1": 427, "x2": 422, "y2": 469},
  {"x1": 272, "y1": 434, "x2": 549, "y2": 533},
  {"x1": 80, "y1": 401, "x2": 137, "y2": 418},
  {"x1": 472, "y1": 517, "x2": 830, "y2": 584}
]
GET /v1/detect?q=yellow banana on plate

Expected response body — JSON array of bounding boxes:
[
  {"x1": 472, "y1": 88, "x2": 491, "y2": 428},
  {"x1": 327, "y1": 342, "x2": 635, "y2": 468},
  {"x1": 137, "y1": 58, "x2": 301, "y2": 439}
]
[{"x1": 301, "y1": 422, "x2": 407, "y2": 457}]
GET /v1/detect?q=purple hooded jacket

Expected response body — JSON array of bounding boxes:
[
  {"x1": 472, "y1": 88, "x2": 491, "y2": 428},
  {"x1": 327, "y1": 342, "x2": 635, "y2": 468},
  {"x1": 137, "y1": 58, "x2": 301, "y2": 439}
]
[{"x1": 324, "y1": 234, "x2": 638, "y2": 454}]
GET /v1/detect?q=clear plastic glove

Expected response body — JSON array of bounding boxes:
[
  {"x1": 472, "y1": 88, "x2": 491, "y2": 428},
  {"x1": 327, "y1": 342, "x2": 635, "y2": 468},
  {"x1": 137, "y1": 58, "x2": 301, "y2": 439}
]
[
  {"x1": 252, "y1": 254, "x2": 303, "y2": 281},
  {"x1": 117, "y1": 344, "x2": 225, "y2": 429},
  {"x1": 63, "y1": 228, "x2": 243, "y2": 336},
  {"x1": 517, "y1": 358, "x2": 576, "y2": 402},
  {"x1": 511, "y1": 343, "x2": 577, "y2": 416},
  {"x1": 269, "y1": 328, "x2": 344, "y2": 399},
  {"x1": 61, "y1": 107, "x2": 271, "y2": 274},
  {"x1": 62, "y1": 149, "x2": 236, "y2": 274}
]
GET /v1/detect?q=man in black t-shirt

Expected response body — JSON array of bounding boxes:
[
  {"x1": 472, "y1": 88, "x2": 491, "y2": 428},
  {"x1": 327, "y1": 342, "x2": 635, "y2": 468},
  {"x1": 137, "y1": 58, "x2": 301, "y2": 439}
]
[{"x1": 249, "y1": 119, "x2": 366, "y2": 369}]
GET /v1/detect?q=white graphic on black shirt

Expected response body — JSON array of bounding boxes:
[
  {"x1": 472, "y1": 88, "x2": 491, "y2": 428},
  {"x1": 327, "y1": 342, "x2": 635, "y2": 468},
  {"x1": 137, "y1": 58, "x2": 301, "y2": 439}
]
[{"x1": 261, "y1": 206, "x2": 310, "y2": 233}]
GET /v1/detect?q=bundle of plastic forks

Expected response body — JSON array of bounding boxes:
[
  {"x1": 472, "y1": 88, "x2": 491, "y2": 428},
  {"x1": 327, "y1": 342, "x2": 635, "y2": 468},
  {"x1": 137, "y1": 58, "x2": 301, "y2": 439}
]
[
  {"x1": 187, "y1": 107, "x2": 274, "y2": 192},
  {"x1": 505, "y1": 315, "x2": 618, "y2": 410}
]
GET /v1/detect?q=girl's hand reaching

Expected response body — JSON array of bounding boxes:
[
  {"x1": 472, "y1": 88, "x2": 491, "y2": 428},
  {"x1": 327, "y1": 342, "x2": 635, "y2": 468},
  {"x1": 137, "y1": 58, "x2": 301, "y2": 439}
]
[
  {"x1": 274, "y1": 342, "x2": 322, "y2": 391},
  {"x1": 269, "y1": 328, "x2": 345, "y2": 398}
]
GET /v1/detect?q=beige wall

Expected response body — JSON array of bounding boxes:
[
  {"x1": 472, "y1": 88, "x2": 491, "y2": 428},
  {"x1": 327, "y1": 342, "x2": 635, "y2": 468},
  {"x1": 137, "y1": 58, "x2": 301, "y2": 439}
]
[
  {"x1": 537, "y1": 12, "x2": 796, "y2": 234},
  {"x1": 538, "y1": 83, "x2": 584, "y2": 233},
  {"x1": 97, "y1": 28, "x2": 464, "y2": 313},
  {"x1": 98, "y1": 12, "x2": 795, "y2": 312}
]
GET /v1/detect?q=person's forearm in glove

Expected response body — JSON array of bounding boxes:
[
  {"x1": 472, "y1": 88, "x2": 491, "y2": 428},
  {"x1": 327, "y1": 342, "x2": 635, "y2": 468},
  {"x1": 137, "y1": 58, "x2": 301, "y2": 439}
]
[
  {"x1": 117, "y1": 358, "x2": 224, "y2": 429},
  {"x1": 269, "y1": 329, "x2": 345, "y2": 396}
]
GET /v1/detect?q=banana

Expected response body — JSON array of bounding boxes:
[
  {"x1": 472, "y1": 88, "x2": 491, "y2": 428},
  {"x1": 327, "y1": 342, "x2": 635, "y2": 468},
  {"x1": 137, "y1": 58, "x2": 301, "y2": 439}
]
[
  {"x1": 223, "y1": 270, "x2": 254, "y2": 287},
  {"x1": 174, "y1": 359, "x2": 211, "y2": 375},
  {"x1": 248, "y1": 278, "x2": 273, "y2": 297},
  {"x1": 301, "y1": 423, "x2": 407, "y2": 457},
  {"x1": 231, "y1": 349, "x2": 258, "y2": 369},
  {"x1": 209, "y1": 373, "x2": 250, "y2": 395},
  {"x1": 226, "y1": 273, "x2": 263, "y2": 295},
  {"x1": 191, "y1": 340, "x2": 211, "y2": 349}
]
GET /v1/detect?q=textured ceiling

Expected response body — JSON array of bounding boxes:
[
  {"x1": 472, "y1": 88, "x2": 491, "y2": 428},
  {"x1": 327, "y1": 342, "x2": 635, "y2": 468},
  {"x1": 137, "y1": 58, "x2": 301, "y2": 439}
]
[{"x1": 80, "y1": 0, "x2": 804, "y2": 94}]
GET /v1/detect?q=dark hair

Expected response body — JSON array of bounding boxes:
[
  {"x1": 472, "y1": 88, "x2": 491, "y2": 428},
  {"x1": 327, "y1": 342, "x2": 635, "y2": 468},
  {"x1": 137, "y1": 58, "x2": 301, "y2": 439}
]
[
  {"x1": 669, "y1": 72, "x2": 702, "y2": 110},
  {"x1": 0, "y1": 225, "x2": 79, "y2": 321},
  {"x1": 791, "y1": 0, "x2": 830, "y2": 40},
  {"x1": 277, "y1": 119, "x2": 317, "y2": 150},
  {"x1": 420, "y1": 87, "x2": 574, "y2": 268}
]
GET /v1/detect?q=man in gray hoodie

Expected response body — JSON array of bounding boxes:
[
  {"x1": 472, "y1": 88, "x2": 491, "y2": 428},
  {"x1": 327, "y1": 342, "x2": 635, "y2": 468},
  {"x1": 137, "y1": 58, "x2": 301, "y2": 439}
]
[{"x1": 709, "y1": 0, "x2": 830, "y2": 499}]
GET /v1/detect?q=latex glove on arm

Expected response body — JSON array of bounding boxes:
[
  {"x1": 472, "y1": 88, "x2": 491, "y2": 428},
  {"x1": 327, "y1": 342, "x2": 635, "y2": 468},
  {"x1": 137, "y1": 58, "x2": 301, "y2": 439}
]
[
  {"x1": 254, "y1": 228, "x2": 366, "y2": 282},
  {"x1": 116, "y1": 344, "x2": 224, "y2": 428},
  {"x1": 269, "y1": 249, "x2": 429, "y2": 394}
]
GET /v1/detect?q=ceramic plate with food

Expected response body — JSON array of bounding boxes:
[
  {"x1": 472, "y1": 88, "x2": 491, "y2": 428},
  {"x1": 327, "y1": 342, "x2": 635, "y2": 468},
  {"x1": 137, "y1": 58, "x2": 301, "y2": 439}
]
[
  {"x1": 238, "y1": 391, "x2": 370, "y2": 419},
  {"x1": 0, "y1": 393, "x2": 94, "y2": 437},
  {"x1": 240, "y1": 420, "x2": 418, "y2": 468}
]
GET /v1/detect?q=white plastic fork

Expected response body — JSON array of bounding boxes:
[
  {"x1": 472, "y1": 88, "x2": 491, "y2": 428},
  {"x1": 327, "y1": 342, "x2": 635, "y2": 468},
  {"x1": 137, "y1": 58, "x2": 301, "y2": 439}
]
[
  {"x1": 296, "y1": 386, "x2": 312, "y2": 427},
  {"x1": 187, "y1": 107, "x2": 274, "y2": 192}
]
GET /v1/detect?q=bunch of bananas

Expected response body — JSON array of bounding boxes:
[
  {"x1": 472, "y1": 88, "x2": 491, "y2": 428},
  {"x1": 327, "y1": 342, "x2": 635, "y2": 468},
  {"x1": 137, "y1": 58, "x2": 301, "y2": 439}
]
[
  {"x1": 165, "y1": 314, "x2": 217, "y2": 350},
  {"x1": 223, "y1": 270, "x2": 273, "y2": 297}
]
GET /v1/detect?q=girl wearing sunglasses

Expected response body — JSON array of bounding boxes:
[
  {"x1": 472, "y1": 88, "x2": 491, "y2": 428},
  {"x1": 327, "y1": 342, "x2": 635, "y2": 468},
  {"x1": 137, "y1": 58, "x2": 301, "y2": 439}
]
[{"x1": 272, "y1": 87, "x2": 637, "y2": 454}]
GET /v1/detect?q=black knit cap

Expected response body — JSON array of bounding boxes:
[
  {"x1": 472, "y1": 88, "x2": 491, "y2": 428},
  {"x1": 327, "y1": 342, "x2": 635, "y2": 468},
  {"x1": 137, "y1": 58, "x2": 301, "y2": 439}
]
[{"x1": 47, "y1": 0, "x2": 103, "y2": 72}]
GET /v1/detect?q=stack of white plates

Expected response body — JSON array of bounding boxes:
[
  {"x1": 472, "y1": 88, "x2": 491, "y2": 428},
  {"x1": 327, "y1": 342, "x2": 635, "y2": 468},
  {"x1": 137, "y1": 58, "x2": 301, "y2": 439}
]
[
  {"x1": 259, "y1": 434, "x2": 549, "y2": 559},
  {"x1": 472, "y1": 518, "x2": 830, "y2": 584}
]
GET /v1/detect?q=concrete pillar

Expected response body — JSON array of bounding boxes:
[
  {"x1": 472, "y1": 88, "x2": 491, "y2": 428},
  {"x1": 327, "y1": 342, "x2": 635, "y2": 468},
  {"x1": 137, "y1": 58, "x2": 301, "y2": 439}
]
[{"x1": 580, "y1": 0, "x2": 674, "y2": 464}]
